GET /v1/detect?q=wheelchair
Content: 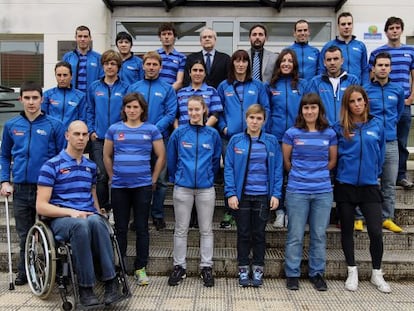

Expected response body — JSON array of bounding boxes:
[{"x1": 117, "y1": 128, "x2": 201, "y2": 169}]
[{"x1": 24, "y1": 217, "x2": 131, "y2": 310}]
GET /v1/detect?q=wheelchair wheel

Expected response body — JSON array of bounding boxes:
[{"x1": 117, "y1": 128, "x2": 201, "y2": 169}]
[
  {"x1": 61, "y1": 296, "x2": 75, "y2": 311},
  {"x1": 25, "y1": 221, "x2": 57, "y2": 299}
]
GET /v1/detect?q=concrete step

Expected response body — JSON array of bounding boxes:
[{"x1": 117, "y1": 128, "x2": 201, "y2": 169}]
[
  {"x1": 135, "y1": 246, "x2": 414, "y2": 281},
  {"x1": 1, "y1": 241, "x2": 412, "y2": 281}
]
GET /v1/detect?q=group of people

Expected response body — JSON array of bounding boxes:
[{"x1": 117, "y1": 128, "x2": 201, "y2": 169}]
[{"x1": 1, "y1": 12, "x2": 412, "y2": 306}]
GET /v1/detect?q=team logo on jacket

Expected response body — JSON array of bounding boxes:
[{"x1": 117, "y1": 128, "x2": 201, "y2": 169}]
[
  {"x1": 127, "y1": 66, "x2": 135, "y2": 70},
  {"x1": 308, "y1": 56, "x2": 316, "y2": 61},
  {"x1": 68, "y1": 101, "x2": 77, "y2": 107},
  {"x1": 248, "y1": 90, "x2": 256, "y2": 95},
  {"x1": 234, "y1": 147, "x2": 244, "y2": 154},
  {"x1": 366, "y1": 131, "x2": 379, "y2": 139},
  {"x1": 225, "y1": 91, "x2": 234, "y2": 97},
  {"x1": 13, "y1": 129, "x2": 25, "y2": 136},
  {"x1": 95, "y1": 91, "x2": 104, "y2": 96},
  {"x1": 271, "y1": 91, "x2": 281, "y2": 96},
  {"x1": 352, "y1": 47, "x2": 361, "y2": 52},
  {"x1": 173, "y1": 59, "x2": 179, "y2": 64},
  {"x1": 388, "y1": 95, "x2": 397, "y2": 101},
  {"x1": 90, "y1": 62, "x2": 98, "y2": 67},
  {"x1": 143, "y1": 134, "x2": 151, "y2": 140},
  {"x1": 202, "y1": 143, "x2": 211, "y2": 149},
  {"x1": 154, "y1": 92, "x2": 163, "y2": 98},
  {"x1": 117, "y1": 133, "x2": 125, "y2": 141},
  {"x1": 114, "y1": 92, "x2": 124, "y2": 97},
  {"x1": 50, "y1": 99, "x2": 60, "y2": 106},
  {"x1": 36, "y1": 129, "x2": 47, "y2": 136},
  {"x1": 182, "y1": 141, "x2": 193, "y2": 148},
  {"x1": 60, "y1": 168, "x2": 71, "y2": 174}
]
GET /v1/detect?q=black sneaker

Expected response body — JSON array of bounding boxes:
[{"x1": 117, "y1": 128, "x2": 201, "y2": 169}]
[
  {"x1": 14, "y1": 272, "x2": 27, "y2": 286},
  {"x1": 168, "y1": 265, "x2": 186, "y2": 286},
  {"x1": 309, "y1": 274, "x2": 328, "y2": 291},
  {"x1": 104, "y1": 278, "x2": 123, "y2": 305},
  {"x1": 286, "y1": 277, "x2": 299, "y2": 290},
  {"x1": 201, "y1": 267, "x2": 214, "y2": 287},
  {"x1": 79, "y1": 286, "x2": 100, "y2": 307},
  {"x1": 153, "y1": 218, "x2": 166, "y2": 230}
]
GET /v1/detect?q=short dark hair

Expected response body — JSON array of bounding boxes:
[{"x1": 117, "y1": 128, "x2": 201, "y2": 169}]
[
  {"x1": 20, "y1": 81, "x2": 42, "y2": 97},
  {"x1": 249, "y1": 24, "x2": 267, "y2": 37},
  {"x1": 121, "y1": 92, "x2": 148, "y2": 122},
  {"x1": 54, "y1": 61, "x2": 72, "y2": 75},
  {"x1": 75, "y1": 25, "x2": 91, "y2": 36},
  {"x1": 116, "y1": 31, "x2": 133, "y2": 45},
  {"x1": 158, "y1": 22, "x2": 177, "y2": 37},
  {"x1": 373, "y1": 52, "x2": 392, "y2": 66},
  {"x1": 337, "y1": 12, "x2": 353, "y2": 24},
  {"x1": 384, "y1": 16, "x2": 404, "y2": 32},
  {"x1": 101, "y1": 49, "x2": 122, "y2": 68},
  {"x1": 294, "y1": 19, "x2": 309, "y2": 31},
  {"x1": 325, "y1": 45, "x2": 343, "y2": 58}
]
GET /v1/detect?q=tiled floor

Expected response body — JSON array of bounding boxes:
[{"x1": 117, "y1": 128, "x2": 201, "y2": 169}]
[{"x1": 0, "y1": 273, "x2": 412, "y2": 310}]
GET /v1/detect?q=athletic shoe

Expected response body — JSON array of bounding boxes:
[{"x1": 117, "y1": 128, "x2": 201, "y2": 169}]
[
  {"x1": 251, "y1": 267, "x2": 263, "y2": 287},
  {"x1": 200, "y1": 267, "x2": 214, "y2": 287},
  {"x1": 135, "y1": 267, "x2": 149, "y2": 286},
  {"x1": 371, "y1": 269, "x2": 391, "y2": 293},
  {"x1": 310, "y1": 274, "x2": 328, "y2": 291},
  {"x1": 286, "y1": 277, "x2": 299, "y2": 290},
  {"x1": 238, "y1": 267, "x2": 250, "y2": 287},
  {"x1": 168, "y1": 265, "x2": 186, "y2": 286},
  {"x1": 382, "y1": 219, "x2": 402, "y2": 233},
  {"x1": 354, "y1": 220, "x2": 363, "y2": 231}
]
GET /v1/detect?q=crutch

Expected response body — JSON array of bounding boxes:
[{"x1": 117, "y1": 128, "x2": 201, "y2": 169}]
[{"x1": 4, "y1": 195, "x2": 15, "y2": 290}]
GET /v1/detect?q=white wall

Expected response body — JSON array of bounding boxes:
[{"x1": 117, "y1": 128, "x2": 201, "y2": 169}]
[
  {"x1": 1, "y1": 0, "x2": 414, "y2": 87},
  {"x1": 0, "y1": 0, "x2": 109, "y2": 88}
]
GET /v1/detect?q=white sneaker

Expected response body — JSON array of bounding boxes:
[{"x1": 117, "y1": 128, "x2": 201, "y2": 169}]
[
  {"x1": 345, "y1": 266, "x2": 358, "y2": 291},
  {"x1": 371, "y1": 269, "x2": 391, "y2": 293},
  {"x1": 273, "y1": 212, "x2": 284, "y2": 228}
]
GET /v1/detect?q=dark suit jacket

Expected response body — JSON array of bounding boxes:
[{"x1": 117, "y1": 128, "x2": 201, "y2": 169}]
[{"x1": 183, "y1": 50, "x2": 231, "y2": 89}]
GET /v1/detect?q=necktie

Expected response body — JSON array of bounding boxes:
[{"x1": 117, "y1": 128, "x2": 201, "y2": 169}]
[
  {"x1": 205, "y1": 52, "x2": 212, "y2": 74},
  {"x1": 253, "y1": 51, "x2": 261, "y2": 81}
]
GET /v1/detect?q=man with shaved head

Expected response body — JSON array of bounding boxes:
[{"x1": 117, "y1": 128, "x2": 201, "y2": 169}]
[{"x1": 36, "y1": 121, "x2": 125, "y2": 308}]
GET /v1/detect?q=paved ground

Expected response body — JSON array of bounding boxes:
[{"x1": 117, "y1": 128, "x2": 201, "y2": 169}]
[{"x1": 0, "y1": 273, "x2": 412, "y2": 310}]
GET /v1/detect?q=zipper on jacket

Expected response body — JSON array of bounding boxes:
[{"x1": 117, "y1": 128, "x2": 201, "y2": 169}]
[
  {"x1": 25, "y1": 122, "x2": 33, "y2": 181},
  {"x1": 194, "y1": 127, "x2": 199, "y2": 189},
  {"x1": 285, "y1": 79, "x2": 288, "y2": 132},
  {"x1": 357, "y1": 126, "x2": 363, "y2": 184},
  {"x1": 106, "y1": 84, "x2": 112, "y2": 131},
  {"x1": 62, "y1": 89, "x2": 66, "y2": 122},
  {"x1": 381, "y1": 86, "x2": 386, "y2": 129},
  {"x1": 301, "y1": 46, "x2": 304, "y2": 79},
  {"x1": 241, "y1": 134, "x2": 253, "y2": 193}
]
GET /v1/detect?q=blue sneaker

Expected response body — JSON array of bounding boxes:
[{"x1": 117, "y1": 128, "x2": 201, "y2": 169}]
[
  {"x1": 251, "y1": 267, "x2": 263, "y2": 287},
  {"x1": 238, "y1": 267, "x2": 250, "y2": 287}
]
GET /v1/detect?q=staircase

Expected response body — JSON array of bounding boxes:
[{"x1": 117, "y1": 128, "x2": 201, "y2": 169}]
[{"x1": 1, "y1": 165, "x2": 413, "y2": 281}]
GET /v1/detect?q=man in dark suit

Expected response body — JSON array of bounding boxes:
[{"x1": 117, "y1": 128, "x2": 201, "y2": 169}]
[
  {"x1": 183, "y1": 28, "x2": 230, "y2": 89},
  {"x1": 247, "y1": 24, "x2": 278, "y2": 83}
]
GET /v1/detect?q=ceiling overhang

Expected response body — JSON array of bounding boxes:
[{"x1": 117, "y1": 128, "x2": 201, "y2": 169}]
[{"x1": 102, "y1": 0, "x2": 347, "y2": 13}]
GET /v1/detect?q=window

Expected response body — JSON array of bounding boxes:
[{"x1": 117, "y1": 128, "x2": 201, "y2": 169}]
[{"x1": 0, "y1": 34, "x2": 44, "y2": 88}]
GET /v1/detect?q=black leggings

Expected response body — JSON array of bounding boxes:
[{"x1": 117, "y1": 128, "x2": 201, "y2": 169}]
[{"x1": 337, "y1": 201, "x2": 383, "y2": 269}]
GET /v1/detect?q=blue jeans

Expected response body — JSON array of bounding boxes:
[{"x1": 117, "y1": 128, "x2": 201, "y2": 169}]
[
  {"x1": 235, "y1": 194, "x2": 269, "y2": 267},
  {"x1": 151, "y1": 138, "x2": 167, "y2": 219},
  {"x1": 13, "y1": 183, "x2": 37, "y2": 274},
  {"x1": 50, "y1": 214, "x2": 116, "y2": 287},
  {"x1": 112, "y1": 185, "x2": 152, "y2": 270},
  {"x1": 397, "y1": 105, "x2": 412, "y2": 181},
  {"x1": 91, "y1": 139, "x2": 110, "y2": 211},
  {"x1": 381, "y1": 140, "x2": 398, "y2": 220},
  {"x1": 285, "y1": 191, "x2": 332, "y2": 278}
]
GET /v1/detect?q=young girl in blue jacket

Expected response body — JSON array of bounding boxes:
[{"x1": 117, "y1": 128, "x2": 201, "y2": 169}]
[
  {"x1": 167, "y1": 95, "x2": 222, "y2": 287},
  {"x1": 224, "y1": 104, "x2": 283, "y2": 287},
  {"x1": 333, "y1": 85, "x2": 390, "y2": 293}
]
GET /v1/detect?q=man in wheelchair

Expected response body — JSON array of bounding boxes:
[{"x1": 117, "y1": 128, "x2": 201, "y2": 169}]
[{"x1": 36, "y1": 120, "x2": 125, "y2": 308}]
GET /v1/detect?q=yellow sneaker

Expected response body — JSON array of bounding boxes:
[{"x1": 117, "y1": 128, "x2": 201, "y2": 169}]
[
  {"x1": 354, "y1": 220, "x2": 363, "y2": 231},
  {"x1": 382, "y1": 219, "x2": 402, "y2": 233}
]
